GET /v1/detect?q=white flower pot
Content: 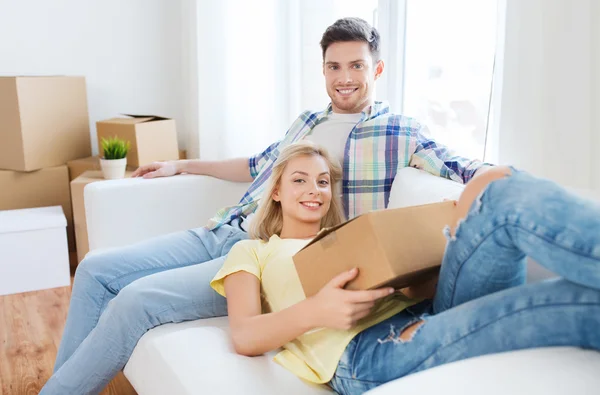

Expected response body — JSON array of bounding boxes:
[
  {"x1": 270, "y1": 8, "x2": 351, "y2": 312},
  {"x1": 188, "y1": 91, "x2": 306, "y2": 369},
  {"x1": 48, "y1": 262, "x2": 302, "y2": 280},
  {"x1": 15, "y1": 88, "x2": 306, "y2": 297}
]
[{"x1": 100, "y1": 158, "x2": 127, "y2": 180}]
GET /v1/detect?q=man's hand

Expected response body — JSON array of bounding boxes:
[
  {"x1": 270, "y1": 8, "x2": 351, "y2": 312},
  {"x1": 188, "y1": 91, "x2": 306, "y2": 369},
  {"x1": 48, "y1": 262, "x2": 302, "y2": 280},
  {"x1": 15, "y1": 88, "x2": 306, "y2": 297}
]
[
  {"x1": 307, "y1": 268, "x2": 394, "y2": 330},
  {"x1": 131, "y1": 161, "x2": 179, "y2": 179}
]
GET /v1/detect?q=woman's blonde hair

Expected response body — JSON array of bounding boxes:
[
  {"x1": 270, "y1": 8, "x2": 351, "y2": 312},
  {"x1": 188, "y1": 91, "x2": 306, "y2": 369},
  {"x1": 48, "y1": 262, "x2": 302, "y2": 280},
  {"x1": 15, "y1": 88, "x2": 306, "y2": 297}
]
[{"x1": 249, "y1": 141, "x2": 345, "y2": 241}]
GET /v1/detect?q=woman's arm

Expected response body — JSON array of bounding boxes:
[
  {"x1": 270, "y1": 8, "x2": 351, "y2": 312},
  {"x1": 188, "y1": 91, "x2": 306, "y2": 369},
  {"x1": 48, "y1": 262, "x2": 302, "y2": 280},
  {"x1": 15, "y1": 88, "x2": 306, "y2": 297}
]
[
  {"x1": 224, "y1": 268, "x2": 395, "y2": 357},
  {"x1": 224, "y1": 271, "x2": 314, "y2": 356}
]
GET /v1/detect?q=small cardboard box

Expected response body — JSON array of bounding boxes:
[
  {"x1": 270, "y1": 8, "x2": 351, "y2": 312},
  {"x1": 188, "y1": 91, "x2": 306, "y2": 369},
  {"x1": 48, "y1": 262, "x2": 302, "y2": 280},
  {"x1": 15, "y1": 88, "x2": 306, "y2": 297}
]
[
  {"x1": 96, "y1": 114, "x2": 178, "y2": 168},
  {"x1": 0, "y1": 165, "x2": 75, "y2": 255},
  {"x1": 67, "y1": 155, "x2": 135, "y2": 181},
  {"x1": 0, "y1": 206, "x2": 71, "y2": 296},
  {"x1": 70, "y1": 170, "x2": 133, "y2": 263},
  {"x1": 0, "y1": 76, "x2": 91, "y2": 171},
  {"x1": 293, "y1": 201, "x2": 456, "y2": 298}
]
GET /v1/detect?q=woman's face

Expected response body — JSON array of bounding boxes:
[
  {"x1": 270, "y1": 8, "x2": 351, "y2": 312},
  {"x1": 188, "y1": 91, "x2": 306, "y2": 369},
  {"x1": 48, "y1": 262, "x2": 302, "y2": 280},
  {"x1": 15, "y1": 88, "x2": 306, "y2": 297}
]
[{"x1": 273, "y1": 154, "x2": 332, "y2": 227}]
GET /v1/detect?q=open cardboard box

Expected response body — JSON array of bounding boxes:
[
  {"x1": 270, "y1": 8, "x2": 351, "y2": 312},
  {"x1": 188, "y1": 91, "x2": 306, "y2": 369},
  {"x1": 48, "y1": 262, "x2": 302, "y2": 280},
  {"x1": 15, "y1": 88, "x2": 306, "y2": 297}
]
[
  {"x1": 293, "y1": 201, "x2": 456, "y2": 298},
  {"x1": 96, "y1": 114, "x2": 179, "y2": 168}
]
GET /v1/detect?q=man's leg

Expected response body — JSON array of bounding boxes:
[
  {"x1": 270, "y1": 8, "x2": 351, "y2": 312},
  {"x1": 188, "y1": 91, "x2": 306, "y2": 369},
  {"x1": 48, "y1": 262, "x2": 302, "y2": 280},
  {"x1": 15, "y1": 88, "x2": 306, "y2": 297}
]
[
  {"x1": 42, "y1": 256, "x2": 231, "y2": 395},
  {"x1": 53, "y1": 224, "x2": 246, "y2": 371},
  {"x1": 434, "y1": 166, "x2": 600, "y2": 313}
]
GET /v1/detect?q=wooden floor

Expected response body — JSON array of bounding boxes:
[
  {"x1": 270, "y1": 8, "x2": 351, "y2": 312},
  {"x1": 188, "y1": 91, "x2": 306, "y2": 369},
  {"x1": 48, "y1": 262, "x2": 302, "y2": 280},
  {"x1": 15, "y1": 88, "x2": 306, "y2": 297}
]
[{"x1": 0, "y1": 280, "x2": 136, "y2": 395}]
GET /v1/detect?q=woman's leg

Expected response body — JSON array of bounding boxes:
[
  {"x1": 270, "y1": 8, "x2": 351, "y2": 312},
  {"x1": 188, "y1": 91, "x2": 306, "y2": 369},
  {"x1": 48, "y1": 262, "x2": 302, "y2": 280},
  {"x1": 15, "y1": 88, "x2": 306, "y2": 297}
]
[
  {"x1": 331, "y1": 279, "x2": 600, "y2": 394},
  {"x1": 434, "y1": 166, "x2": 600, "y2": 313}
]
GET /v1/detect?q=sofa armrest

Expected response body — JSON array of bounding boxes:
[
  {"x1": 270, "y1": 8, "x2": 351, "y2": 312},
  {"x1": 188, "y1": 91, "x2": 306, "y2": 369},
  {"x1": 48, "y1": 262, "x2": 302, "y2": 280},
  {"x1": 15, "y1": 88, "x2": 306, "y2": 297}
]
[{"x1": 85, "y1": 174, "x2": 250, "y2": 252}]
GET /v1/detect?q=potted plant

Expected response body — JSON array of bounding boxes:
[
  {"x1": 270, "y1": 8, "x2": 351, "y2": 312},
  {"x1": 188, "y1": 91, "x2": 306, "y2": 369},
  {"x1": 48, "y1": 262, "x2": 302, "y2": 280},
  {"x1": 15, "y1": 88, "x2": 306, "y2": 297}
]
[{"x1": 100, "y1": 136, "x2": 131, "y2": 180}]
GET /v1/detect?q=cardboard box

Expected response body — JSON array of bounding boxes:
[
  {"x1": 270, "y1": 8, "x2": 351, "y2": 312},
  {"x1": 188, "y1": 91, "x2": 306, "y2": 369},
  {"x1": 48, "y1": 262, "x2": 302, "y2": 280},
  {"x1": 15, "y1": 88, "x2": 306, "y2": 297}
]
[
  {"x1": 0, "y1": 206, "x2": 70, "y2": 296},
  {"x1": 67, "y1": 156, "x2": 101, "y2": 181},
  {"x1": 179, "y1": 149, "x2": 187, "y2": 160},
  {"x1": 96, "y1": 114, "x2": 178, "y2": 168},
  {"x1": 71, "y1": 170, "x2": 133, "y2": 263},
  {"x1": 0, "y1": 165, "x2": 75, "y2": 254},
  {"x1": 67, "y1": 155, "x2": 136, "y2": 181},
  {"x1": 0, "y1": 76, "x2": 91, "y2": 171},
  {"x1": 293, "y1": 201, "x2": 457, "y2": 298}
]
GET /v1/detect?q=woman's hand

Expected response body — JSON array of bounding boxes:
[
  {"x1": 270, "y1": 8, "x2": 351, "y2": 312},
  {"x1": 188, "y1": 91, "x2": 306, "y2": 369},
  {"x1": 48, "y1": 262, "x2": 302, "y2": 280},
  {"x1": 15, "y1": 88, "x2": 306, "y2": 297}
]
[{"x1": 307, "y1": 268, "x2": 394, "y2": 330}]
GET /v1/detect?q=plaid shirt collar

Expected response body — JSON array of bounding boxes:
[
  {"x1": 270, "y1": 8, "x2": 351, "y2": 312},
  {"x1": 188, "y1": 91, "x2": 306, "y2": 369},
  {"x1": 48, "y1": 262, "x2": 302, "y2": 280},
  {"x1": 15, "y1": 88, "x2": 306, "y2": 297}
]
[{"x1": 313, "y1": 101, "x2": 389, "y2": 128}]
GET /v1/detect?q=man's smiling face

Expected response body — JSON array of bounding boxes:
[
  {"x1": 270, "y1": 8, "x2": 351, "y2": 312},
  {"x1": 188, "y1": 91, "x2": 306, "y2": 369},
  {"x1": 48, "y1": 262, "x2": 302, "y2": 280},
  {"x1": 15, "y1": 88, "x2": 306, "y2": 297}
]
[{"x1": 323, "y1": 40, "x2": 384, "y2": 114}]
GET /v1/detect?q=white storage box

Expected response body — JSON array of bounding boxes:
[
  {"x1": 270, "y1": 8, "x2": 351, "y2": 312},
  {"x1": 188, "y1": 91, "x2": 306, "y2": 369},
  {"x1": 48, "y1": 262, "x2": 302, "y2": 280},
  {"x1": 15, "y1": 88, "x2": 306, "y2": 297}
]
[{"x1": 0, "y1": 206, "x2": 70, "y2": 296}]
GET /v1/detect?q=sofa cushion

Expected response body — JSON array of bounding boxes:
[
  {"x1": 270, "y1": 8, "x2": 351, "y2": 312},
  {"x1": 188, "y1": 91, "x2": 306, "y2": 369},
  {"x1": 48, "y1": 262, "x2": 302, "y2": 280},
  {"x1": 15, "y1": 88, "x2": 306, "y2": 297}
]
[
  {"x1": 124, "y1": 317, "x2": 600, "y2": 395},
  {"x1": 367, "y1": 347, "x2": 600, "y2": 395},
  {"x1": 124, "y1": 317, "x2": 334, "y2": 395},
  {"x1": 388, "y1": 167, "x2": 465, "y2": 209}
]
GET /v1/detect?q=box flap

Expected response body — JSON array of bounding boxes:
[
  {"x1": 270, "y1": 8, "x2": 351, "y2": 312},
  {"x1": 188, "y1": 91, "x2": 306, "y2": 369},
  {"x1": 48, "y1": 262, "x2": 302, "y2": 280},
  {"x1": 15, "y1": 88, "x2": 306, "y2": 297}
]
[
  {"x1": 122, "y1": 114, "x2": 171, "y2": 122},
  {"x1": 98, "y1": 117, "x2": 154, "y2": 125},
  {"x1": 299, "y1": 215, "x2": 361, "y2": 250},
  {"x1": 97, "y1": 114, "x2": 171, "y2": 125},
  {"x1": 0, "y1": 206, "x2": 67, "y2": 234}
]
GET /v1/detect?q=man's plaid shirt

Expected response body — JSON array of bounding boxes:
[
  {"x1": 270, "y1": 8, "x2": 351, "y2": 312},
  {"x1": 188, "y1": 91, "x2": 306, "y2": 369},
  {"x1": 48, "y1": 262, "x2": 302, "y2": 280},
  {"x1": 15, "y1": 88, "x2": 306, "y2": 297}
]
[{"x1": 206, "y1": 101, "x2": 487, "y2": 230}]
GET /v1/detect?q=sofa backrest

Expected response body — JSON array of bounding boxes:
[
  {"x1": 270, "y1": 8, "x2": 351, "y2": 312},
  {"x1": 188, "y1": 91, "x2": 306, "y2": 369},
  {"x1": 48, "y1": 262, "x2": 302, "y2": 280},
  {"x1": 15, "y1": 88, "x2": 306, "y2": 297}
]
[{"x1": 388, "y1": 167, "x2": 465, "y2": 209}]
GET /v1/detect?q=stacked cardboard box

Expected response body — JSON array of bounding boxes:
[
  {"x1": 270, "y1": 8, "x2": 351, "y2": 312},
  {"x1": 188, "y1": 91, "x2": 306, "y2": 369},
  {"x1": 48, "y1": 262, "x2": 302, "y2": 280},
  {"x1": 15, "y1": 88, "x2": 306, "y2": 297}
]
[
  {"x1": 1, "y1": 76, "x2": 182, "y2": 269},
  {"x1": 0, "y1": 76, "x2": 91, "y2": 262}
]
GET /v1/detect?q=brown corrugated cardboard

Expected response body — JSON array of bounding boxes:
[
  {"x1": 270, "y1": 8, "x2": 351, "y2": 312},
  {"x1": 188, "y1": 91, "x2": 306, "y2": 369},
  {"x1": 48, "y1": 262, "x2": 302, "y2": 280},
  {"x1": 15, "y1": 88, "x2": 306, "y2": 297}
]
[
  {"x1": 67, "y1": 155, "x2": 136, "y2": 181},
  {"x1": 67, "y1": 156, "x2": 101, "y2": 181},
  {"x1": 179, "y1": 149, "x2": 187, "y2": 160},
  {"x1": 71, "y1": 170, "x2": 133, "y2": 264},
  {"x1": 0, "y1": 76, "x2": 91, "y2": 171},
  {"x1": 293, "y1": 201, "x2": 457, "y2": 298},
  {"x1": 96, "y1": 114, "x2": 178, "y2": 168},
  {"x1": 0, "y1": 165, "x2": 75, "y2": 257}
]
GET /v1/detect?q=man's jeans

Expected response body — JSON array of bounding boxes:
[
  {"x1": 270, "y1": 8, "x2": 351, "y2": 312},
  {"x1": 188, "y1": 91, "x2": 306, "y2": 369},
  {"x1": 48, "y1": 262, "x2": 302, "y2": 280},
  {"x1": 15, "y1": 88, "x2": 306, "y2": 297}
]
[
  {"x1": 40, "y1": 221, "x2": 248, "y2": 394},
  {"x1": 330, "y1": 170, "x2": 600, "y2": 395}
]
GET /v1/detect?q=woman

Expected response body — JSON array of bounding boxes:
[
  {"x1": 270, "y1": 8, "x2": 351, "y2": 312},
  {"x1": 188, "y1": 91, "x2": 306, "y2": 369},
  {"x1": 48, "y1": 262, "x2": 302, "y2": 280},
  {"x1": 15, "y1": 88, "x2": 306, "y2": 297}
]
[{"x1": 211, "y1": 141, "x2": 600, "y2": 394}]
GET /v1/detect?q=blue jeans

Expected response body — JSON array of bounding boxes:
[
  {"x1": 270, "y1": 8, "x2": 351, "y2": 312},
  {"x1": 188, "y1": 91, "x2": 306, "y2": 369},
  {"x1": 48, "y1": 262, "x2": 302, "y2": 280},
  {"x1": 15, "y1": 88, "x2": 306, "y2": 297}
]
[
  {"x1": 40, "y1": 221, "x2": 248, "y2": 395},
  {"x1": 330, "y1": 170, "x2": 600, "y2": 395}
]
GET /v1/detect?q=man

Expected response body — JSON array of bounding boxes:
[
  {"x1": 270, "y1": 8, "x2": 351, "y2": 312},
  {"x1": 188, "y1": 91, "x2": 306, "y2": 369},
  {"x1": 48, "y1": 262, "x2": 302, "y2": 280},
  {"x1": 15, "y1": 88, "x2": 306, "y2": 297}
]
[{"x1": 42, "y1": 17, "x2": 488, "y2": 394}]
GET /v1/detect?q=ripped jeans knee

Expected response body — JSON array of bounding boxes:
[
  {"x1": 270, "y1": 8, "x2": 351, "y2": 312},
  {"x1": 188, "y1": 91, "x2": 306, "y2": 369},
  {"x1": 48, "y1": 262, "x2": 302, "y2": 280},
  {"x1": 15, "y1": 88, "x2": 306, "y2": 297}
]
[
  {"x1": 444, "y1": 166, "x2": 513, "y2": 240},
  {"x1": 377, "y1": 319, "x2": 425, "y2": 344}
]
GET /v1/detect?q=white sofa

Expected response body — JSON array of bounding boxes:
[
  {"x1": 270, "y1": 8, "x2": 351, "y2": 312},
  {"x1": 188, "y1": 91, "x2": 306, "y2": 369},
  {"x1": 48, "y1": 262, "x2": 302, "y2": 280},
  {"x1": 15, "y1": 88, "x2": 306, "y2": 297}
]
[{"x1": 84, "y1": 168, "x2": 600, "y2": 395}]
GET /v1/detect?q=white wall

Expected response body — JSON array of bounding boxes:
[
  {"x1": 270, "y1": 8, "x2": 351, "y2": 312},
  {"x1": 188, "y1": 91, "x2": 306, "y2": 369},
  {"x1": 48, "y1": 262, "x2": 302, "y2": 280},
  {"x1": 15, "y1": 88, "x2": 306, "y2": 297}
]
[
  {"x1": 495, "y1": 0, "x2": 596, "y2": 191},
  {"x1": 0, "y1": 0, "x2": 188, "y2": 155}
]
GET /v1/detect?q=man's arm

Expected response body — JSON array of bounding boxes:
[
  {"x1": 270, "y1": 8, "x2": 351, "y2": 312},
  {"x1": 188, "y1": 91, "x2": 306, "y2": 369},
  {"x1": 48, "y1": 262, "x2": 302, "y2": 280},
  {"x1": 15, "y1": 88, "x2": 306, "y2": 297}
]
[
  {"x1": 175, "y1": 158, "x2": 252, "y2": 182},
  {"x1": 131, "y1": 157, "x2": 252, "y2": 182},
  {"x1": 409, "y1": 124, "x2": 493, "y2": 184}
]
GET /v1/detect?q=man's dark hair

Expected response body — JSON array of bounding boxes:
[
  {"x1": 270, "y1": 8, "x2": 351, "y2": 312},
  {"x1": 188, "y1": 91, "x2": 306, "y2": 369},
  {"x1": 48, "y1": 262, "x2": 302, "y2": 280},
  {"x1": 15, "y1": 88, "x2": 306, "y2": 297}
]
[{"x1": 320, "y1": 17, "x2": 381, "y2": 61}]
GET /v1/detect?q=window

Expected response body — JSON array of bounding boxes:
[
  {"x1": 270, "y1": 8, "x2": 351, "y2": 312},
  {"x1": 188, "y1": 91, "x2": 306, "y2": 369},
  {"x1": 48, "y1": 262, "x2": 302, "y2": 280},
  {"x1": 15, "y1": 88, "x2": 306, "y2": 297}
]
[
  {"x1": 382, "y1": 0, "x2": 499, "y2": 160},
  {"x1": 301, "y1": 0, "x2": 498, "y2": 160}
]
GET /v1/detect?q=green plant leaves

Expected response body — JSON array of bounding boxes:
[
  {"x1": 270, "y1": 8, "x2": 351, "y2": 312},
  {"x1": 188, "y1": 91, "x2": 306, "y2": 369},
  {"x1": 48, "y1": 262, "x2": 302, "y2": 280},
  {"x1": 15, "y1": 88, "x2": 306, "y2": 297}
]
[{"x1": 101, "y1": 136, "x2": 131, "y2": 160}]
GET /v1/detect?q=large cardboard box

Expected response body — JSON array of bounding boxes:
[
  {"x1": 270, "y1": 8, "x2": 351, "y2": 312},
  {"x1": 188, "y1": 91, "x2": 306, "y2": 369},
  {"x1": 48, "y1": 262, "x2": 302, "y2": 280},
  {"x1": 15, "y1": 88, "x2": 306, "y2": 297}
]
[
  {"x1": 67, "y1": 155, "x2": 136, "y2": 181},
  {"x1": 0, "y1": 206, "x2": 70, "y2": 296},
  {"x1": 96, "y1": 115, "x2": 178, "y2": 168},
  {"x1": 0, "y1": 76, "x2": 91, "y2": 171},
  {"x1": 0, "y1": 165, "x2": 75, "y2": 254},
  {"x1": 71, "y1": 170, "x2": 133, "y2": 263},
  {"x1": 293, "y1": 201, "x2": 456, "y2": 298}
]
